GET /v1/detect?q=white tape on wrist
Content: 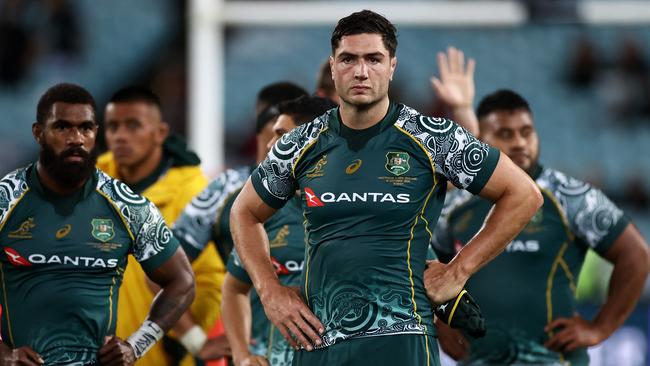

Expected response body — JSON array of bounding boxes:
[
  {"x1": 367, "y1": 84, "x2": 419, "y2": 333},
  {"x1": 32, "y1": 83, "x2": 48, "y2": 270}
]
[
  {"x1": 179, "y1": 325, "x2": 208, "y2": 356},
  {"x1": 126, "y1": 320, "x2": 164, "y2": 358}
]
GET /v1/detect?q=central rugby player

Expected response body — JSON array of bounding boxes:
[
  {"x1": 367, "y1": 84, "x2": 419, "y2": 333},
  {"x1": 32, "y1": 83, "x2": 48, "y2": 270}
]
[{"x1": 230, "y1": 10, "x2": 542, "y2": 365}]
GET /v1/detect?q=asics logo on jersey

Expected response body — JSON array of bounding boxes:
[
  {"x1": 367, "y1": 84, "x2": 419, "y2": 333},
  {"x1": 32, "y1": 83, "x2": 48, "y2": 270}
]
[
  {"x1": 56, "y1": 224, "x2": 72, "y2": 239},
  {"x1": 3, "y1": 247, "x2": 32, "y2": 267},
  {"x1": 305, "y1": 188, "x2": 324, "y2": 207},
  {"x1": 305, "y1": 188, "x2": 411, "y2": 205},
  {"x1": 345, "y1": 159, "x2": 363, "y2": 174}
]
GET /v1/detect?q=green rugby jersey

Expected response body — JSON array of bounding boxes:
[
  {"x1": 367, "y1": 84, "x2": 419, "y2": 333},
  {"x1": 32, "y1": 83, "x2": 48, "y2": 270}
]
[
  {"x1": 251, "y1": 103, "x2": 499, "y2": 349},
  {"x1": 174, "y1": 167, "x2": 306, "y2": 365},
  {"x1": 432, "y1": 165, "x2": 629, "y2": 365},
  {"x1": 228, "y1": 196, "x2": 305, "y2": 366},
  {"x1": 0, "y1": 164, "x2": 179, "y2": 365},
  {"x1": 173, "y1": 166, "x2": 251, "y2": 261}
]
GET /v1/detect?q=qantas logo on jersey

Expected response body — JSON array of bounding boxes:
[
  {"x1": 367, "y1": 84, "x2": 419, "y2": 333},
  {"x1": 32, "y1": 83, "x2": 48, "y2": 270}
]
[
  {"x1": 304, "y1": 188, "x2": 324, "y2": 207},
  {"x1": 4, "y1": 248, "x2": 32, "y2": 267},
  {"x1": 304, "y1": 187, "x2": 410, "y2": 207},
  {"x1": 3, "y1": 249, "x2": 119, "y2": 268},
  {"x1": 505, "y1": 240, "x2": 540, "y2": 253},
  {"x1": 271, "y1": 256, "x2": 303, "y2": 274}
]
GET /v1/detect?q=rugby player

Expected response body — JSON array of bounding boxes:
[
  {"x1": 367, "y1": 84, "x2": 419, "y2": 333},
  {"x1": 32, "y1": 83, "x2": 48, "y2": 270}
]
[
  {"x1": 0, "y1": 83, "x2": 195, "y2": 365},
  {"x1": 432, "y1": 87, "x2": 650, "y2": 364},
  {"x1": 97, "y1": 86, "x2": 228, "y2": 364},
  {"x1": 230, "y1": 10, "x2": 543, "y2": 365},
  {"x1": 172, "y1": 82, "x2": 308, "y2": 363},
  {"x1": 221, "y1": 96, "x2": 336, "y2": 366}
]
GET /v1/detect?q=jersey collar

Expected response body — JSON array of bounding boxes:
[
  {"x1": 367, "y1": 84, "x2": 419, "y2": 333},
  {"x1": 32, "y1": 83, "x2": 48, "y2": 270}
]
[
  {"x1": 328, "y1": 101, "x2": 401, "y2": 134},
  {"x1": 27, "y1": 163, "x2": 98, "y2": 201}
]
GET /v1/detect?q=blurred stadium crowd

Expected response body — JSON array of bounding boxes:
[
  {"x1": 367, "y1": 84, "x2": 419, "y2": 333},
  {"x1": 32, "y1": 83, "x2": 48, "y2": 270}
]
[{"x1": 1, "y1": 0, "x2": 650, "y2": 365}]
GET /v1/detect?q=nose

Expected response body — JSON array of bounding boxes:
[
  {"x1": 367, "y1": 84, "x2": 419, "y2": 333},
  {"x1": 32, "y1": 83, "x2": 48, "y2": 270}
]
[
  {"x1": 66, "y1": 126, "x2": 84, "y2": 146},
  {"x1": 511, "y1": 132, "x2": 527, "y2": 150},
  {"x1": 354, "y1": 61, "x2": 369, "y2": 80}
]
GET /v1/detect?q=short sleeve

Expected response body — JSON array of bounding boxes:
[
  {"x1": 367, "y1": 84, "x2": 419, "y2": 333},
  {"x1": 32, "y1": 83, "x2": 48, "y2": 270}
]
[
  {"x1": 96, "y1": 173, "x2": 179, "y2": 273},
  {"x1": 565, "y1": 185, "x2": 629, "y2": 255},
  {"x1": 133, "y1": 201, "x2": 180, "y2": 272},
  {"x1": 396, "y1": 109, "x2": 499, "y2": 195},
  {"x1": 226, "y1": 248, "x2": 252, "y2": 285},
  {"x1": 432, "y1": 121, "x2": 500, "y2": 194},
  {"x1": 540, "y1": 169, "x2": 629, "y2": 256},
  {"x1": 173, "y1": 169, "x2": 247, "y2": 259},
  {"x1": 251, "y1": 117, "x2": 327, "y2": 209}
]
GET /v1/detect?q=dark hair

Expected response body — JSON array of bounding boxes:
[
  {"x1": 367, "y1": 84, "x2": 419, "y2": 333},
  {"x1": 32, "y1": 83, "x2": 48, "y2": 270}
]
[
  {"x1": 255, "y1": 82, "x2": 309, "y2": 133},
  {"x1": 256, "y1": 82, "x2": 308, "y2": 115},
  {"x1": 476, "y1": 89, "x2": 532, "y2": 120},
  {"x1": 278, "y1": 96, "x2": 337, "y2": 127},
  {"x1": 316, "y1": 60, "x2": 335, "y2": 97},
  {"x1": 36, "y1": 83, "x2": 96, "y2": 124},
  {"x1": 109, "y1": 86, "x2": 162, "y2": 110},
  {"x1": 331, "y1": 10, "x2": 398, "y2": 57}
]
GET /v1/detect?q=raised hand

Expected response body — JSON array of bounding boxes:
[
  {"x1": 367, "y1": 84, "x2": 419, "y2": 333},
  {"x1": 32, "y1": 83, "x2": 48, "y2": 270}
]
[{"x1": 431, "y1": 46, "x2": 476, "y2": 109}]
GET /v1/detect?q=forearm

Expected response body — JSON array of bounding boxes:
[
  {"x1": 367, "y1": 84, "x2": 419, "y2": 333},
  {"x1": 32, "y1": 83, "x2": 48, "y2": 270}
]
[
  {"x1": 231, "y1": 205, "x2": 280, "y2": 297},
  {"x1": 593, "y1": 254, "x2": 649, "y2": 337},
  {"x1": 222, "y1": 277, "x2": 254, "y2": 362},
  {"x1": 148, "y1": 278, "x2": 196, "y2": 332},
  {"x1": 451, "y1": 106, "x2": 479, "y2": 136},
  {"x1": 451, "y1": 175, "x2": 542, "y2": 277}
]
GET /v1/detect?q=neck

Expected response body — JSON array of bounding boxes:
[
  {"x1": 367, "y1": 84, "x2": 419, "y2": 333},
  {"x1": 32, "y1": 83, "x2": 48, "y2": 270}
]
[
  {"x1": 339, "y1": 96, "x2": 390, "y2": 130},
  {"x1": 36, "y1": 162, "x2": 87, "y2": 195},
  {"x1": 118, "y1": 147, "x2": 164, "y2": 185}
]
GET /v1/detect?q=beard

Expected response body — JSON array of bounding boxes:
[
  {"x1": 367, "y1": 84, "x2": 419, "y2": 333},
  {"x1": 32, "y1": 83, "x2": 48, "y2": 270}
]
[{"x1": 40, "y1": 142, "x2": 98, "y2": 187}]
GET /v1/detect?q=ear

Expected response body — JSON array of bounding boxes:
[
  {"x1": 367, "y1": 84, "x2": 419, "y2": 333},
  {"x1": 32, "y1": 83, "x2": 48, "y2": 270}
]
[
  {"x1": 329, "y1": 56, "x2": 335, "y2": 80},
  {"x1": 389, "y1": 57, "x2": 397, "y2": 81},
  {"x1": 32, "y1": 122, "x2": 43, "y2": 144},
  {"x1": 157, "y1": 122, "x2": 170, "y2": 144}
]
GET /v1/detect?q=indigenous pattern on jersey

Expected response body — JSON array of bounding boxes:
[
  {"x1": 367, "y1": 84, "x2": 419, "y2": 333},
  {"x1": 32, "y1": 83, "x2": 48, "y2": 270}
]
[
  {"x1": 251, "y1": 103, "x2": 499, "y2": 350},
  {"x1": 0, "y1": 165, "x2": 178, "y2": 365},
  {"x1": 432, "y1": 166, "x2": 629, "y2": 365},
  {"x1": 227, "y1": 197, "x2": 305, "y2": 366},
  {"x1": 173, "y1": 166, "x2": 250, "y2": 260}
]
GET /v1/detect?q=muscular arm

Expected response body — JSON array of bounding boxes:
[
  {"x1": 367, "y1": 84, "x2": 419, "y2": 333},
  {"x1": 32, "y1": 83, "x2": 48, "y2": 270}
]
[
  {"x1": 97, "y1": 248, "x2": 195, "y2": 365},
  {"x1": 221, "y1": 273, "x2": 259, "y2": 365},
  {"x1": 426, "y1": 153, "x2": 543, "y2": 303},
  {"x1": 595, "y1": 224, "x2": 650, "y2": 336},
  {"x1": 546, "y1": 224, "x2": 650, "y2": 351},
  {"x1": 145, "y1": 248, "x2": 196, "y2": 331},
  {"x1": 230, "y1": 180, "x2": 323, "y2": 350}
]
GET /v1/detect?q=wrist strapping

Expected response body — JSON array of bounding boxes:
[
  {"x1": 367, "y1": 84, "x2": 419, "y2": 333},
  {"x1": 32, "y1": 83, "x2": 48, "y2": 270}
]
[
  {"x1": 179, "y1": 325, "x2": 208, "y2": 356},
  {"x1": 126, "y1": 320, "x2": 164, "y2": 358}
]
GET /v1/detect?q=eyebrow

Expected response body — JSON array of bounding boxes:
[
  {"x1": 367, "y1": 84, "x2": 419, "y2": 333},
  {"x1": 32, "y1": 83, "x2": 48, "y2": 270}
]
[
  {"x1": 52, "y1": 119, "x2": 96, "y2": 126},
  {"x1": 337, "y1": 52, "x2": 385, "y2": 59}
]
